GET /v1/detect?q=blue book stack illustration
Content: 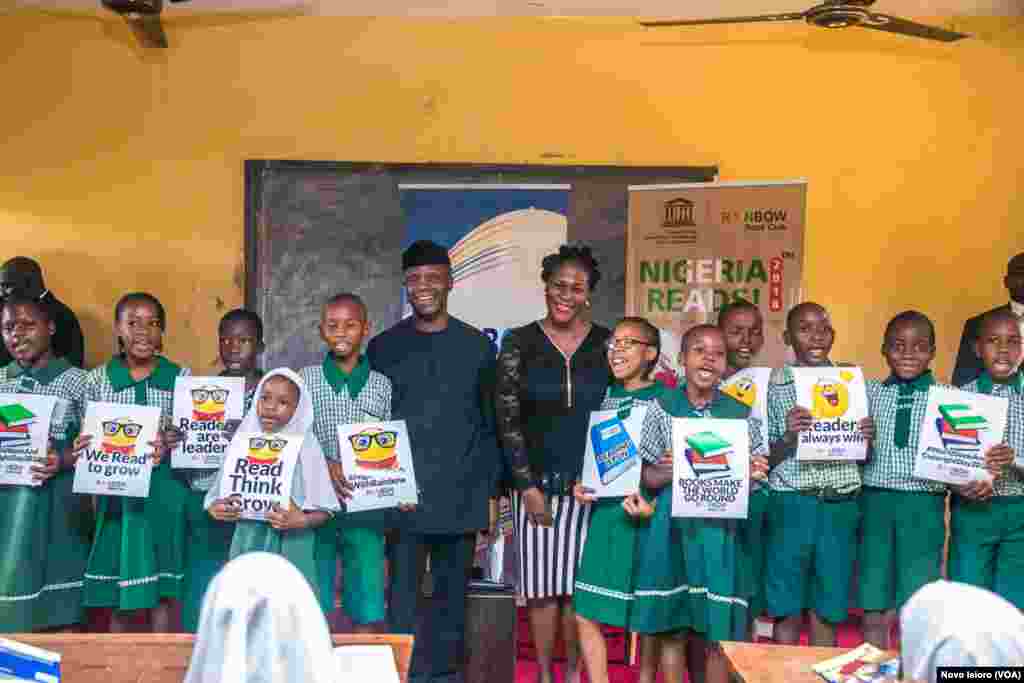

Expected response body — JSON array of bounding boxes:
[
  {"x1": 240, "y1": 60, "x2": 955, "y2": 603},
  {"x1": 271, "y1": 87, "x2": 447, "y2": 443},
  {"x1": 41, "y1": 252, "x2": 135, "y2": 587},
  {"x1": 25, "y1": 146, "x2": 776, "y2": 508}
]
[
  {"x1": 0, "y1": 637, "x2": 60, "y2": 682},
  {"x1": 590, "y1": 415, "x2": 638, "y2": 486}
]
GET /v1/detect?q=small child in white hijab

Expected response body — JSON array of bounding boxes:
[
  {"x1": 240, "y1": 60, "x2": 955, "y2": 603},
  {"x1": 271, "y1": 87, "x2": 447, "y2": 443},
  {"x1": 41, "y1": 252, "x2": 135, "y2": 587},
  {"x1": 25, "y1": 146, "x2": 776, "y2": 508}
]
[
  {"x1": 901, "y1": 580, "x2": 1024, "y2": 682},
  {"x1": 184, "y1": 552, "x2": 338, "y2": 683},
  {"x1": 205, "y1": 368, "x2": 341, "y2": 608}
]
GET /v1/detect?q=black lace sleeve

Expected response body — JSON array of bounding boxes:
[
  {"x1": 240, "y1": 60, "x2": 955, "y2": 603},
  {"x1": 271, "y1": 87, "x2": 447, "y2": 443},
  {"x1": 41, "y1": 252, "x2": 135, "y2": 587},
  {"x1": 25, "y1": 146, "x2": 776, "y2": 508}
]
[{"x1": 495, "y1": 328, "x2": 534, "y2": 491}]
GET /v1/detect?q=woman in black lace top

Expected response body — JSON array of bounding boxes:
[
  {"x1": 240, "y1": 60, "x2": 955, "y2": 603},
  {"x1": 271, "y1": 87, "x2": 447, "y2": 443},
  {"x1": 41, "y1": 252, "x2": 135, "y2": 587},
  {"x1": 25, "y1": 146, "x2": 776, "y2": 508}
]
[{"x1": 496, "y1": 244, "x2": 612, "y2": 683}]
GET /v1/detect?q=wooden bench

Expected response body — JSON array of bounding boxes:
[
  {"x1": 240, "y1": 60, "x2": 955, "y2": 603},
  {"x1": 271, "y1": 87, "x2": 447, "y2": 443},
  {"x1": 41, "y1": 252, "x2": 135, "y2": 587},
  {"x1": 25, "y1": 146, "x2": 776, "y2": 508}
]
[{"x1": 6, "y1": 633, "x2": 413, "y2": 683}]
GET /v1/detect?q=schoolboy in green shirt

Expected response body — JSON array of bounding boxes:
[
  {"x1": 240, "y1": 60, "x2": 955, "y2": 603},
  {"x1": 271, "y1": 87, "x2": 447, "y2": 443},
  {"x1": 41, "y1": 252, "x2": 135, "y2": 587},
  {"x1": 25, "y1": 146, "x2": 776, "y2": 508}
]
[
  {"x1": 765, "y1": 302, "x2": 874, "y2": 647},
  {"x1": 859, "y1": 311, "x2": 948, "y2": 648},
  {"x1": 951, "y1": 307, "x2": 1024, "y2": 609}
]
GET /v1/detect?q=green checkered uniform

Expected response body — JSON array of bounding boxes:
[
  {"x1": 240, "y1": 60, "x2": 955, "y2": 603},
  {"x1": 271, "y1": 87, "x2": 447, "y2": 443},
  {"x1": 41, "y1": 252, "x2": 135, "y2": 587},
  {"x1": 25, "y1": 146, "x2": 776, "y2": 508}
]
[
  {"x1": 180, "y1": 383, "x2": 258, "y2": 632},
  {"x1": 300, "y1": 355, "x2": 391, "y2": 625},
  {"x1": 858, "y1": 375, "x2": 947, "y2": 611},
  {"x1": 950, "y1": 372, "x2": 1024, "y2": 609},
  {"x1": 573, "y1": 383, "x2": 665, "y2": 629},
  {"x1": 636, "y1": 387, "x2": 766, "y2": 641},
  {"x1": 0, "y1": 359, "x2": 90, "y2": 631},
  {"x1": 764, "y1": 365, "x2": 861, "y2": 625},
  {"x1": 81, "y1": 356, "x2": 190, "y2": 611}
]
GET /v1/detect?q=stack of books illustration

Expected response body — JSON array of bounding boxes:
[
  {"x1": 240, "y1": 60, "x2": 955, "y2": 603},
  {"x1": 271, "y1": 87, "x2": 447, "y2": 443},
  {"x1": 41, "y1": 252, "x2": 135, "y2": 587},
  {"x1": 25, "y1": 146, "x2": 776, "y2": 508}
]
[
  {"x1": 0, "y1": 404, "x2": 35, "y2": 449},
  {"x1": 590, "y1": 416, "x2": 638, "y2": 485},
  {"x1": 684, "y1": 431, "x2": 733, "y2": 480},
  {"x1": 936, "y1": 403, "x2": 987, "y2": 453}
]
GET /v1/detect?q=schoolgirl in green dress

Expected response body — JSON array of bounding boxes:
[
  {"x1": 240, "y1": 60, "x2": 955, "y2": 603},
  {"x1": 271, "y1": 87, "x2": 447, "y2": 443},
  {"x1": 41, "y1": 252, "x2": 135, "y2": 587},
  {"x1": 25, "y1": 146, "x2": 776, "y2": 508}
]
[
  {"x1": 0, "y1": 296, "x2": 90, "y2": 631},
  {"x1": 205, "y1": 368, "x2": 341, "y2": 606},
  {"x1": 74, "y1": 292, "x2": 189, "y2": 632}
]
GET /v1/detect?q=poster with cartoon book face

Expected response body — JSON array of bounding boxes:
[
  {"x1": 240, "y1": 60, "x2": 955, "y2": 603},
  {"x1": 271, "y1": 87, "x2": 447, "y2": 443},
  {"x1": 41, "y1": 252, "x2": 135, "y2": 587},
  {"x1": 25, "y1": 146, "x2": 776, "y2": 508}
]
[
  {"x1": 672, "y1": 417, "x2": 750, "y2": 519},
  {"x1": 720, "y1": 367, "x2": 771, "y2": 447},
  {"x1": 337, "y1": 420, "x2": 418, "y2": 513},
  {"x1": 0, "y1": 395, "x2": 60, "y2": 487},
  {"x1": 914, "y1": 385, "x2": 1008, "y2": 486},
  {"x1": 171, "y1": 376, "x2": 246, "y2": 469},
  {"x1": 792, "y1": 367, "x2": 869, "y2": 461},
  {"x1": 73, "y1": 402, "x2": 160, "y2": 497},
  {"x1": 218, "y1": 431, "x2": 302, "y2": 520}
]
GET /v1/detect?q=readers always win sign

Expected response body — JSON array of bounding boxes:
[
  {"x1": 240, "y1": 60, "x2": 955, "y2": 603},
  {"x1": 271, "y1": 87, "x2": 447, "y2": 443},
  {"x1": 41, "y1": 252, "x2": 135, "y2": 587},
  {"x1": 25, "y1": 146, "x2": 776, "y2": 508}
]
[
  {"x1": 218, "y1": 432, "x2": 302, "y2": 520},
  {"x1": 792, "y1": 367, "x2": 868, "y2": 461},
  {"x1": 581, "y1": 406, "x2": 647, "y2": 498},
  {"x1": 171, "y1": 376, "x2": 245, "y2": 469},
  {"x1": 338, "y1": 421, "x2": 418, "y2": 513},
  {"x1": 672, "y1": 418, "x2": 750, "y2": 519},
  {"x1": 0, "y1": 395, "x2": 62, "y2": 487},
  {"x1": 73, "y1": 402, "x2": 161, "y2": 497},
  {"x1": 913, "y1": 386, "x2": 1008, "y2": 486}
]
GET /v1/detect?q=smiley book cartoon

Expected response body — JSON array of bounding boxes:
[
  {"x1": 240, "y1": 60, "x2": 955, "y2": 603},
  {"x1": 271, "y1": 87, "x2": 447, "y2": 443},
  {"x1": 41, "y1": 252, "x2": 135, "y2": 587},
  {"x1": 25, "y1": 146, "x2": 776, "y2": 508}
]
[
  {"x1": 191, "y1": 385, "x2": 229, "y2": 422},
  {"x1": 589, "y1": 416, "x2": 638, "y2": 486},
  {"x1": 101, "y1": 417, "x2": 142, "y2": 455},
  {"x1": 684, "y1": 431, "x2": 733, "y2": 479},
  {"x1": 349, "y1": 426, "x2": 399, "y2": 470},
  {"x1": 0, "y1": 404, "x2": 35, "y2": 448}
]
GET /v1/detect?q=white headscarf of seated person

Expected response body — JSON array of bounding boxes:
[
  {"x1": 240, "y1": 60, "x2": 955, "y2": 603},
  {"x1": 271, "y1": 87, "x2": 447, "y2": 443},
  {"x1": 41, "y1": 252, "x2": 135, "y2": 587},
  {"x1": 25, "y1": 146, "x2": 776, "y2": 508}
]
[
  {"x1": 901, "y1": 580, "x2": 1024, "y2": 682},
  {"x1": 184, "y1": 552, "x2": 338, "y2": 683},
  {"x1": 204, "y1": 367, "x2": 340, "y2": 513}
]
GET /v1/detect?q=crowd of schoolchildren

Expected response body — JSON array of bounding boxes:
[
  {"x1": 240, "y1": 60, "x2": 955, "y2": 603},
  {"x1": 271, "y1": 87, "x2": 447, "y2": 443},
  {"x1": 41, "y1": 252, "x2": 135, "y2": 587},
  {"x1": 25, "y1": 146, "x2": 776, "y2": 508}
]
[{"x1": 0, "y1": 245, "x2": 1021, "y2": 683}]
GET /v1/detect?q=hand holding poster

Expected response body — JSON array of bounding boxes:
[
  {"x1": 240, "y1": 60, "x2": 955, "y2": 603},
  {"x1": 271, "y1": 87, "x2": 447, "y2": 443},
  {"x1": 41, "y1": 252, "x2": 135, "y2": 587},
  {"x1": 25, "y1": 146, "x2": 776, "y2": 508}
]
[
  {"x1": 672, "y1": 418, "x2": 750, "y2": 519},
  {"x1": 337, "y1": 421, "x2": 418, "y2": 513},
  {"x1": 914, "y1": 386, "x2": 1008, "y2": 486},
  {"x1": 217, "y1": 432, "x2": 302, "y2": 521},
  {"x1": 580, "y1": 406, "x2": 647, "y2": 498},
  {"x1": 792, "y1": 367, "x2": 869, "y2": 461},
  {"x1": 720, "y1": 367, "x2": 771, "y2": 447},
  {"x1": 171, "y1": 376, "x2": 245, "y2": 469},
  {"x1": 0, "y1": 395, "x2": 60, "y2": 487},
  {"x1": 73, "y1": 402, "x2": 160, "y2": 497}
]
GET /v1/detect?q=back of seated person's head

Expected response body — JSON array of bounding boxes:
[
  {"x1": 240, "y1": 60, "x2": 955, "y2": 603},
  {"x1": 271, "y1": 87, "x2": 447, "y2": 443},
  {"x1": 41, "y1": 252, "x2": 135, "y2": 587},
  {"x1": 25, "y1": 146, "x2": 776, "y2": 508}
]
[
  {"x1": 901, "y1": 580, "x2": 1024, "y2": 682},
  {"x1": 184, "y1": 552, "x2": 337, "y2": 683}
]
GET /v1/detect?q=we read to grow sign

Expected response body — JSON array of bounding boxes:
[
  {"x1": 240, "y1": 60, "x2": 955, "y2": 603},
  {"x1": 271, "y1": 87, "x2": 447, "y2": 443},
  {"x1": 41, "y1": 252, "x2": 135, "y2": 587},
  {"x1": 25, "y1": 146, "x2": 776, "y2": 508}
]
[{"x1": 73, "y1": 402, "x2": 162, "y2": 498}]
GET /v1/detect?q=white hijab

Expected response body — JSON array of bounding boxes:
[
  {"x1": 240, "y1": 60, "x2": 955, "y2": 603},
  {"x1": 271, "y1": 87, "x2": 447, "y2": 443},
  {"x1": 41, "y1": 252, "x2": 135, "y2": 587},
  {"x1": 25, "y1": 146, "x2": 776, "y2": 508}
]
[
  {"x1": 184, "y1": 552, "x2": 338, "y2": 683},
  {"x1": 901, "y1": 580, "x2": 1024, "y2": 681},
  {"x1": 205, "y1": 367, "x2": 339, "y2": 512}
]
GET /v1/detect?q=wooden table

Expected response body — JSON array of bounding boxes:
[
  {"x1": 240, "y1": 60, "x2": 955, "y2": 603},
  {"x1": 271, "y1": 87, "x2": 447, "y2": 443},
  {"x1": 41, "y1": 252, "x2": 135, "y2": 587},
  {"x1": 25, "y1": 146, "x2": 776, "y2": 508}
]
[
  {"x1": 6, "y1": 633, "x2": 413, "y2": 683},
  {"x1": 721, "y1": 641, "x2": 898, "y2": 683}
]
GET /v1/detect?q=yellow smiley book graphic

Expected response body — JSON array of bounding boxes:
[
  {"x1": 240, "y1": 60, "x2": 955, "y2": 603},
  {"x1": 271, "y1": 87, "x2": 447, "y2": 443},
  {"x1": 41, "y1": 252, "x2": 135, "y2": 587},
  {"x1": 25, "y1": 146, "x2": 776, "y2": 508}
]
[
  {"x1": 101, "y1": 417, "x2": 142, "y2": 455},
  {"x1": 349, "y1": 427, "x2": 399, "y2": 470},
  {"x1": 811, "y1": 378, "x2": 850, "y2": 419},
  {"x1": 247, "y1": 436, "x2": 286, "y2": 464},
  {"x1": 722, "y1": 376, "x2": 757, "y2": 408},
  {"x1": 191, "y1": 386, "x2": 229, "y2": 422}
]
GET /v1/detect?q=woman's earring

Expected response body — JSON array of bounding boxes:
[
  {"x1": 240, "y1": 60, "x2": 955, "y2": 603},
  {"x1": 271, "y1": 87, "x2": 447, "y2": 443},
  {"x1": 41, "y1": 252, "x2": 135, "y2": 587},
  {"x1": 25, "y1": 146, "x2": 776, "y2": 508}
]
[{"x1": 585, "y1": 300, "x2": 592, "y2": 308}]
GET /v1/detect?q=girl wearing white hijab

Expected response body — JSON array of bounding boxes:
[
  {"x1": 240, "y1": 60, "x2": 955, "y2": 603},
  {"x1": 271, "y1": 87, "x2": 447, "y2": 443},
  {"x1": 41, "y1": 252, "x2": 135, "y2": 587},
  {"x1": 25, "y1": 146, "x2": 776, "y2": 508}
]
[
  {"x1": 901, "y1": 580, "x2": 1024, "y2": 682},
  {"x1": 205, "y1": 368, "x2": 341, "y2": 609},
  {"x1": 184, "y1": 551, "x2": 338, "y2": 683}
]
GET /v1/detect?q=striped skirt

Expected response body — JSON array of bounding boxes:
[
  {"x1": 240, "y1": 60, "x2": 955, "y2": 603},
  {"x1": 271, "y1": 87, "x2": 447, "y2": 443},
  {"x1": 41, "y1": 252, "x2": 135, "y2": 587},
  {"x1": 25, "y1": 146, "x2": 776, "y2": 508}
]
[{"x1": 512, "y1": 492, "x2": 591, "y2": 600}]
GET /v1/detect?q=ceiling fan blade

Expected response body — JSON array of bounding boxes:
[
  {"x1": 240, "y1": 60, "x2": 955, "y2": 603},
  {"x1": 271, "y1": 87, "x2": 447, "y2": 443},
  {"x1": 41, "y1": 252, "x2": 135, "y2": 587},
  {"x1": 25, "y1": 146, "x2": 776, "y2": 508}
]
[
  {"x1": 861, "y1": 13, "x2": 967, "y2": 42},
  {"x1": 639, "y1": 12, "x2": 805, "y2": 28},
  {"x1": 125, "y1": 12, "x2": 168, "y2": 47}
]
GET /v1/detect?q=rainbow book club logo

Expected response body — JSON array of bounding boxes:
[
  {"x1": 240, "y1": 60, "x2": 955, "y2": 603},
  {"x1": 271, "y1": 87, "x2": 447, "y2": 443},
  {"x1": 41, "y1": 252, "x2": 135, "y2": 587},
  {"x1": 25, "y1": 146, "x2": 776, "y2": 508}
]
[
  {"x1": 684, "y1": 431, "x2": 734, "y2": 480},
  {"x1": 935, "y1": 403, "x2": 988, "y2": 454},
  {"x1": 0, "y1": 403, "x2": 36, "y2": 448}
]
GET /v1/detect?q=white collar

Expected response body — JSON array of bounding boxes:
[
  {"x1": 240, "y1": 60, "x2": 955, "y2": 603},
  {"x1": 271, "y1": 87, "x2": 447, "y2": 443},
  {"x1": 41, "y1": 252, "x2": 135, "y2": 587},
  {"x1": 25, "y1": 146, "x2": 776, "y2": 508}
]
[{"x1": 1011, "y1": 301, "x2": 1024, "y2": 318}]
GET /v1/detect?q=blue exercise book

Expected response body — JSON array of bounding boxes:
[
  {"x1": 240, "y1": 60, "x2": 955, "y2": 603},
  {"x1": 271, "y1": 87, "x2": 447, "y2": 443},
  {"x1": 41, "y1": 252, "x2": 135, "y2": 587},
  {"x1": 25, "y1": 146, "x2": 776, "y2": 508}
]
[
  {"x1": 589, "y1": 415, "x2": 639, "y2": 486},
  {"x1": 0, "y1": 638, "x2": 60, "y2": 683}
]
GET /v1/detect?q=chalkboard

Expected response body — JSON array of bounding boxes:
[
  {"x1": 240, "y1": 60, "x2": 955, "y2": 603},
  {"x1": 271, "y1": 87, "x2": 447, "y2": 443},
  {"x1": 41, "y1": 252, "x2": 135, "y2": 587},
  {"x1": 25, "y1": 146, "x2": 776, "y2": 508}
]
[{"x1": 245, "y1": 161, "x2": 718, "y2": 371}]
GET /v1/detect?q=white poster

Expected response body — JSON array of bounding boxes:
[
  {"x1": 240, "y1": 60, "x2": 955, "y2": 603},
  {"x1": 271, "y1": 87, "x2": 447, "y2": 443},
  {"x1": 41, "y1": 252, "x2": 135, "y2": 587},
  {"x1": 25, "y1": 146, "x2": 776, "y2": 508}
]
[
  {"x1": 0, "y1": 395, "x2": 60, "y2": 487},
  {"x1": 218, "y1": 431, "x2": 302, "y2": 521},
  {"x1": 792, "y1": 367, "x2": 869, "y2": 461},
  {"x1": 721, "y1": 367, "x2": 771, "y2": 448},
  {"x1": 73, "y1": 402, "x2": 160, "y2": 498},
  {"x1": 580, "y1": 406, "x2": 648, "y2": 498},
  {"x1": 913, "y1": 386, "x2": 1008, "y2": 486},
  {"x1": 171, "y1": 376, "x2": 246, "y2": 469},
  {"x1": 672, "y1": 418, "x2": 750, "y2": 519},
  {"x1": 337, "y1": 420, "x2": 418, "y2": 513}
]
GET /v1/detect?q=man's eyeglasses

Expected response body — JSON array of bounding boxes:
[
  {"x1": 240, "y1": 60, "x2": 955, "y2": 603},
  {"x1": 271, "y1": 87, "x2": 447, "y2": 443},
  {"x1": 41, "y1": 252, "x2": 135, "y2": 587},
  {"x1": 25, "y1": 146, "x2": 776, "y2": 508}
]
[
  {"x1": 349, "y1": 431, "x2": 398, "y2": 451},
  {"x1": 192, "y1": 389, "x2": 229, "y2": 403},
  {"x1": 605, "y1": 338, "x2": 655, "y2": 352},
  {"x1": 102, "y1": 421, "x2": 142, "y2": 438},
  {"x1": 249, "y1": 437, "x2": 288, "y2": 451}
]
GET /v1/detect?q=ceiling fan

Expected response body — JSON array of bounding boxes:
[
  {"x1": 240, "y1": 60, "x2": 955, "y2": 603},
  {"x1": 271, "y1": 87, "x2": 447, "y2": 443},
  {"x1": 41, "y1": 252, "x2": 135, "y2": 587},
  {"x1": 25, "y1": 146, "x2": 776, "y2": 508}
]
[
  {"x1": 639, "y1": 0, "x2": 967, "y2": 42},
  {"x1": 101, "y1": 0, "x2": 190, "y2": 48}
]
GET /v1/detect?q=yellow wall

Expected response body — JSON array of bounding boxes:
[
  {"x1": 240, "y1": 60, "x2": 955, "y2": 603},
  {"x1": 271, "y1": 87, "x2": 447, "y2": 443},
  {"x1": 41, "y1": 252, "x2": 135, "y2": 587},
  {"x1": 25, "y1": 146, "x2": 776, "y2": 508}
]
[{"x1": 1, "y1": 12, "x2": 1021, "y2": 378}]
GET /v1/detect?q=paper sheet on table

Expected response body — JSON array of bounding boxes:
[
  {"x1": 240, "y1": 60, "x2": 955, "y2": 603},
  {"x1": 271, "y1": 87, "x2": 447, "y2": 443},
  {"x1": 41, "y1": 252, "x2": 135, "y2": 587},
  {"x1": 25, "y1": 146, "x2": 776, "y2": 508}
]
[{"x1": 333, "y1": 645, "x2": 399, "y2": 683}]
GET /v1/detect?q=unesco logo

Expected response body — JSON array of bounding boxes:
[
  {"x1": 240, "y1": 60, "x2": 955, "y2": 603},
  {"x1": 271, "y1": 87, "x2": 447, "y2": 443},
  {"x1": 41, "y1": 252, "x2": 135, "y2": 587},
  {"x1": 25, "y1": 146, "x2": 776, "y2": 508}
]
[{"x1": 662, "y1": 198, "x2": 696, "y2": 227}]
